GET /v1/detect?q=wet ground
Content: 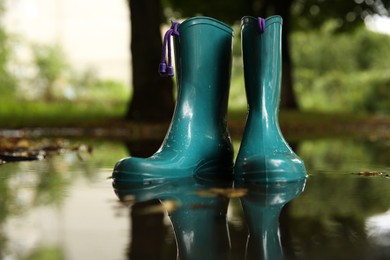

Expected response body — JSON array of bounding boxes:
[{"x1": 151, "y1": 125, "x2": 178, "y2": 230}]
[{"x1": 0, "y1": 136, "x2": 389, "y2": 259}]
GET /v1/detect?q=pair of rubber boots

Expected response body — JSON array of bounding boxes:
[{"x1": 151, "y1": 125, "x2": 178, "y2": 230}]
[{"x1": 112, "y1": 15, "x2": 307, "y2": 186}]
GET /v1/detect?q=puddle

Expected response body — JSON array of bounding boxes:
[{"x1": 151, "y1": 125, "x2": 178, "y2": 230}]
[{"x1": 0, "y1": 137, "x2": 389, "y2": 259}]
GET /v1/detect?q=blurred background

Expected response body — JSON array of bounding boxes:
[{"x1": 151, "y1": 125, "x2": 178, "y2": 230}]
[
  {"x1": 1, "y1": 1, "x2": 390, "y2": 259},
  {"x1": 0, "y1": 0, "x2": 389, "y2": 128}
]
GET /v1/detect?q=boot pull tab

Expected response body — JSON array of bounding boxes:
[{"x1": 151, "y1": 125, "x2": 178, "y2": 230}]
[
  {"x1": 159, "y1": 21, "x2": 180, "y2": 77},
  {"x1": 257, "y1": 17, "x2": 265, "y2": 33}
]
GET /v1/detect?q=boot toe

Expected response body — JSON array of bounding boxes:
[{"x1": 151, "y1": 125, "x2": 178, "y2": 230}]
[
  {"x1": 234, "y1": 153, "x2": 307, "y2": 183},
  {"x1": 112, "y1": 157, "x2": 170, "y2": 186},
  {"x1": 112, "y1": 156, "x2": 218, "y2": 187}
]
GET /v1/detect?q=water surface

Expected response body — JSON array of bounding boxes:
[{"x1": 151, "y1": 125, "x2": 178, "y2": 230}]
[{"x1": 0, "y1": 137, "x2": 389, "y2": 259}]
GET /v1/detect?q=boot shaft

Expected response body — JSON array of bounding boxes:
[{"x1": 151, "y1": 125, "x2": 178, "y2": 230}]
[
  {"x1": 239, "y1": 16, "x2": 285, "y2": 153},
  {"x1": 241, "y1": 16, "x2": 282, "y2": 114},
  {"x1": 173, "y1": 17, "x2": 233, "y2": 128}
]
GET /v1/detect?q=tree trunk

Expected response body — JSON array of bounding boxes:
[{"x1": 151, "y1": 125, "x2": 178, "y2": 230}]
[
  {"x1": 274, "y1": 0, "x2": 299, "y2": 110},
  {"x1": 126, "y1": 0, "x2": 175, "y2": 122}
]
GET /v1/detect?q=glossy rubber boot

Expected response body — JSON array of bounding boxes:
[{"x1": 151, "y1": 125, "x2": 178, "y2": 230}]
[
  {"x1": 112, "y1": 17, "x2": 234, "y2": 185},
  {"x1": 238, "y1": 180, "x2": 306, "y2": 259},
  {"x1": 234, "y1": 16, "x2": 307, "y2": 182}
]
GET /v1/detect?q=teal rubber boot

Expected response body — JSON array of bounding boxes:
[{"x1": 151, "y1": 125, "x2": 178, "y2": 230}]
[
  {"x1": 113, "y1": 17, "x2": 234, "y2": 186},
  {"x1": 234, "y1": 16, "x2": 307, "y2": 183},
  {"x1": 238, "y1": 180, "x2": 306, "y2": 259}
]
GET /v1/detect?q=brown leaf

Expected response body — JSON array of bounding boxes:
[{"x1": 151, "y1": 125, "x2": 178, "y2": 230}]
[
  {"x1": 354, "y1": 171, "x2": 383, "y2": 177},
  {"x1": 196, "y1": 188, "x2": 247, "y2": 198}
]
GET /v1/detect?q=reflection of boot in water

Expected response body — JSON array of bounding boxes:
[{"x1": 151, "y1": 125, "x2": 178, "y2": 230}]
[
  {"x1": 114, "y1": 177, "x2": 232, "y2": 260},
  {"x1": 238, "y1": 180, "x2": 305, "y2": 260},
  {"x1": 168, "y1": 189, "x2": 231, "y2": 260}
]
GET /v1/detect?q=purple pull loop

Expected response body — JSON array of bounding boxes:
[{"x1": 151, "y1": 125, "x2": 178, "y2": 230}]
[
  {"x1": 159, "y1": 21, "x2": 180, "y2": 77},
  {"x1": 258, "y1": 17, "x2": 265, "y2": 33}
]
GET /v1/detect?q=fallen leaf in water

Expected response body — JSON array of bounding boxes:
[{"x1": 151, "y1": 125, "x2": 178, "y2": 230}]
[
  {"x1": 16, "y1": 139, "x2": 30, "y2": 149},
  {"x1": 196, "y1": 188, "x2": 247, "y2": 198},
  {"x1": 134, "y1": 200, "x2": 179, "y2": 215},
  {"x1": 120, "y1": 195, "x2": 136, "y2": 206},
  {"x1": 162, "y1": 200, "x2": 179, "y2": 213},
  {"x1": 353, "y1": 171, "x2": 384, "y2": 177},
  {"x1": 0, "y1": 137, "x2": 92, "y2": 163},
  {"x1": 0, "y1": 151, "x2": 45, "y2": 162}
]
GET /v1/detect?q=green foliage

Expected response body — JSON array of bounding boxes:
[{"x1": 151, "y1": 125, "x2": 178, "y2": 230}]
[
  {"x1": 165, "y1": 0, "x2": 390, "y2": 31},
  {"x1": 292, "y1": 0, "x2": 390, "y2": 32},
  {"x1": 293, "y1": 23, "x2": 390, "y2": 72},
  {"x1": 81, "y1": 79, "x2": 129, "y2": 101},
  {"x1": 33, "y1": 44, "x2": 68, "y2": 85},
  {"x1": 292, "y1": 24, "x2": 390, "y2": 113},
  {"x1": 32, "y1": 44, "x2": 69, "y2": 101},
  {"x1": 29, "y1": 44, "x2": 129, "y2": 102},
  {"x1": 0, "y1": 47, "x2": 128, "y2": 127},
  {"x1": 25, "y1": 247, "x2": 64, "y2": 260},
  {"x1": 69, "y1": 68, "x2": 130, "y2": 101},
  {"x1": 229, "y1": 58, "x2": 246, "y2": 112},
  {"x1": 0, "y1": 10, "x2": 17, "y2": 95},
  {"x1": 228, "y1": 23, "x2": 247, "y2": 112},
  {"x1": 0, "y1": 98, "x2": 127, "y2": 128},
  {"x1": 165, "y1": 0, "x2": 247, "y2": 24},
  {"x1": 362, "y1": 71, "x2": 390, "y2": 112}
]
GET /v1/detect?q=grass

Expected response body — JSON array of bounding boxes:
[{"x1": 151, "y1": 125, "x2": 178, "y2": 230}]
[
  {"x1": 0, "y1": 96, "x2": 364, "y2": 127},
  {"x1": 1, "y1": 95, "x2": 387, "y2": 142},
  {"x1": 1, "y1": 68, "x2": 389, "y2": 143},
  {"x1": 0, "y1": 98, "x2": 127, "y2": 128},
  {"x1": 229, "y1": 109, "x2": 381, "y2": 140}
]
